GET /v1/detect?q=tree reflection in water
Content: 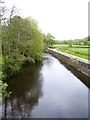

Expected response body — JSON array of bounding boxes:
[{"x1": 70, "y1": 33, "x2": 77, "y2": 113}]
[{"x1": 2, "y1": 62, "x2": 43, "y2": 118}]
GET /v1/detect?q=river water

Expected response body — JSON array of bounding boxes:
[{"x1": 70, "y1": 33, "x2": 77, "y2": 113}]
[{"x1": 2, "y1": 54, "x2": 88, "y2": 118}]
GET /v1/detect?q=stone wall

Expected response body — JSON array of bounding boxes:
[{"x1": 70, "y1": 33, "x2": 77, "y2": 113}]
[{"x1": 48, "y1": 48, "x2": 90, "y2": 78}]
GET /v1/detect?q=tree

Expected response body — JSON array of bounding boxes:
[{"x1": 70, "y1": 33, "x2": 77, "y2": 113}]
[
  {"x1": 43, "y1": 33, "x2": 55, "y2": 48},
  {"x1": 2, "y1": 15, "x2": 44, "y2": 77},
  {"x1": 0, "y1": 0, "x2": 6, "y2": 23},
  {"x1": 68, "y1": 40, "x2": 73, "y2": 47}
]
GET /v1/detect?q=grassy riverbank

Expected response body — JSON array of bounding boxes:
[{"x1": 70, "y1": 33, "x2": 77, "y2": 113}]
[{"x1": 52, "y1": 44, "x2": 89, "y2": 60}]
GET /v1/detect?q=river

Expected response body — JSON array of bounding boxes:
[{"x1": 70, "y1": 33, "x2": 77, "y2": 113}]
[{"x1": 2, "y1": 54, "x2": 88, "y2": 118}]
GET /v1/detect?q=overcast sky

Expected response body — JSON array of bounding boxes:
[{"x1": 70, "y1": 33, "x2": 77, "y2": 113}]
[{"x1": 4, "y1": 0, "x2": 88, "y2": 40}]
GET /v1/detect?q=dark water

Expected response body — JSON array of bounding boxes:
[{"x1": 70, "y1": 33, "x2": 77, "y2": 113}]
[{"x1": 2, "y1": 54, "x2": 88, "y2": 118}]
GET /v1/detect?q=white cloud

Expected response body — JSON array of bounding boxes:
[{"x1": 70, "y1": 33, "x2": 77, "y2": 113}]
[{"x1": 4, "y1": 0, "x2": 88, "y2": 40}]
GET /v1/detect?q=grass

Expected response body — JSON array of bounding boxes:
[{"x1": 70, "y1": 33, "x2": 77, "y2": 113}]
[{"x1": 52, "y1": 44, "x2": 90, "y2": 60}]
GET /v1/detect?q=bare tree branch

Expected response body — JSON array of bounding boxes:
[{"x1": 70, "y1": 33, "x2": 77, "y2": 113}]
[{"x1": 10, "y1": 5, "x2": 17, "y2": 21}]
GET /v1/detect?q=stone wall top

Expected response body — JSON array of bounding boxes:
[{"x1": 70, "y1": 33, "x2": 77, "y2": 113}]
[{"x1": 48, "y1": 48, "x2": 90, "y2": 65}]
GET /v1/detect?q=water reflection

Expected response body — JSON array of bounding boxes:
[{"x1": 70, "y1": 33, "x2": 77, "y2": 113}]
[
  {"x1": 2, "y1": 54, "x2": 88, "y2": 118},
  {"x1": 58, "y1": 60, "x2": 90, "y2": 88},
  {"x1": 2, "y1": 62, "x2": 43, "y2": 118}
]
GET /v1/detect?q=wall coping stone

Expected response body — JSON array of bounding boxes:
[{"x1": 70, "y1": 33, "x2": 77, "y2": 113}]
[{"x1": 48, "y1": 48, "x2": 90, "y2": 65}]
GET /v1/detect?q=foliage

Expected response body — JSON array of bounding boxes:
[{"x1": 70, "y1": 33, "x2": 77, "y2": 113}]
[
  {"x1": 56, "y1": 36, "x2": 90, "y2": 46},
  {"x1": 0, "y1": 1, "x2": 44, "y2": 98},
  {"x1": 2, "y1": 15, "x2": 44, "y2": 78},
  {"x1": 43, "y1": 33, "x2": 55, "y2": 48},
  {"x1": 0, "y1": 80, "x2": 7, "y2": 97},
  {"x1": 0, "y1": 56, "x2": 9, "y2": 99}
]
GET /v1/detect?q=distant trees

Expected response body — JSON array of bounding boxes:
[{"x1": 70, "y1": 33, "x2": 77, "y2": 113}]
[{"x1": 56, "y1": 37, "x2": 90, "y2": 46}]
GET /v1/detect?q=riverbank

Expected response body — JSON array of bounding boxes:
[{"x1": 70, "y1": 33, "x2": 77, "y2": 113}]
[{"x1": 48, "y1": 48, "x2": 90, "y2": 78}]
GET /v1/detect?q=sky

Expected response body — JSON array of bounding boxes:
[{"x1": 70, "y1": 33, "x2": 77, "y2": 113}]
[{"x1": 4, "y1": 0, "x2": 89, "y2": 40}]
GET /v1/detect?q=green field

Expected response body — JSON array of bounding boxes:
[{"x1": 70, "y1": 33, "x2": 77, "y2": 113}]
[{"x1": 52, "y1": 44, "x2": 90, "y2": 60}]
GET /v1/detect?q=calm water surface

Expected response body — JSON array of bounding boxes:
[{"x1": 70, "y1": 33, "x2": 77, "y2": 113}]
[{"x1": 2, "y1": 54, "x2": 88, "y2": 118}]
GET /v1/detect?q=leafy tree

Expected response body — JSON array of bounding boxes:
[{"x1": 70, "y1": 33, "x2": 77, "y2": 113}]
[
  {"x1": 43, "y1": 33, "x2": 55, "y2": 48},
  {"x1": 2, "y1": 15, "x2": 44, "y2": 78}
]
